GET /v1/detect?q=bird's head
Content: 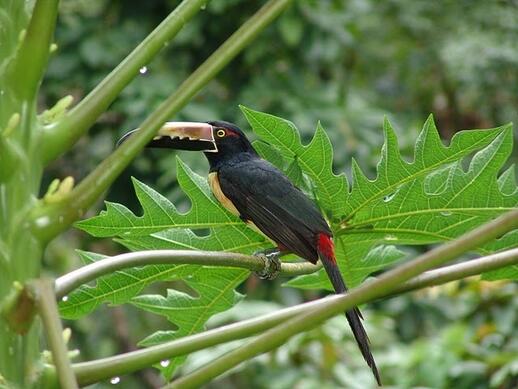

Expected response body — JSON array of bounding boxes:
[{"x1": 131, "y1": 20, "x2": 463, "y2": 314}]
[{"x1": 118, "y1": 121, "x2": 257, "y2": 169}]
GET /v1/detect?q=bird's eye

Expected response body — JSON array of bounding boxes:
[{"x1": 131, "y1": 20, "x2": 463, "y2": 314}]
[{"x1": 216, "y1": 129, "x2": 226, "y2": 138}]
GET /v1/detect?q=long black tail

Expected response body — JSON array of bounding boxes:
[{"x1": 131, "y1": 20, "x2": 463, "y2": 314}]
[{"x1": 319, "y1": 250, "x2": 382, "y2": 386}]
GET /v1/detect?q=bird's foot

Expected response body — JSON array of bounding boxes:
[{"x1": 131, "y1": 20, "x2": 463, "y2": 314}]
[{"x1": 254, "y1": 249, "x2": 281, "y2": 280}]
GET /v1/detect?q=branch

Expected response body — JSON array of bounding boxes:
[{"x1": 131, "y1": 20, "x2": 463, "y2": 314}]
[
  {"x1": 30, "y1": 0, "x2": 294, "y2": 242},
  {"x1": 41, "y1": 0, "x2": 208, "y2": 163},
  {"x1": 63, "y1": 245, "x2": 518, "y2": 386},
  {"x1": 169, "y1": 209, "x2": 518, "y2": 388},
  {"x1": 9, "y1": 0, "x2": 59, "y2": 101},
  {"x1": 391, "y1": 247, "x2": 518, "y2": 295},
  {"x1": 30, "y1": 279, "x2": 78, "y2": 389},
  {"x1": 54, "y1": 250, "x2": 320, "y2": 299}
]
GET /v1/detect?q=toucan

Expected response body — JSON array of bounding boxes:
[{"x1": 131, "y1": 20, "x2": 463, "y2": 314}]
[{"x1": 119, "y1": 121, "x2": 381, "y2": 385}]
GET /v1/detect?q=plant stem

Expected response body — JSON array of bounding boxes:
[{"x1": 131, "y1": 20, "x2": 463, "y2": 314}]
[
  {"x1": 390, "y1": 247, "x2": 518, "y2": 295},
  {"x1": 62, "y1": 244, "x2": 518, "y2": 386},
  {"x1": 41, "y1": 0, "x2": 208, "y2": 164},
  {"x1": 54, "y1": 250, "x2": 320, "y2": 299},
  {"x1": 31, "y1": 279, "x2": 78, "y2": 389},
  {"x1": 8, "y1": 0, "x2": 59, "y2": 101},
  {"x1": 168, "y1": 209, "x2": 518, "y2": 388},
  {"x1": 31, "y1": 0, "x2": 293, "y2": 243}
]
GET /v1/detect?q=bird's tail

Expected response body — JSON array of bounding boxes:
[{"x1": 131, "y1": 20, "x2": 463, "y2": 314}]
[{"x1": 317, "y1": 233, "x2": 381, "y2": 386}]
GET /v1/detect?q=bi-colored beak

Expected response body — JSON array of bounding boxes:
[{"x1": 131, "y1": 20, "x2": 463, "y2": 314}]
[{"x1": 117, "y1": 122, "x2": 217, "y2": 152}]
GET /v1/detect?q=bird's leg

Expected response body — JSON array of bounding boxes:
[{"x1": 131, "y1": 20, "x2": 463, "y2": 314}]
[{"x1": 253, "y1": 248, "x2": 283, "y2": 280}]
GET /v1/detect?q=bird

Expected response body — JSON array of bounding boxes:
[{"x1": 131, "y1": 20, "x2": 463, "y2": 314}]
[{"x1": 119, "y1": 120, "x2": 381, "y2": 385}]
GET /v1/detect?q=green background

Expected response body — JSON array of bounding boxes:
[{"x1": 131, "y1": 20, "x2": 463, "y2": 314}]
[{"x1": 41, "y1": 1, "x2": 518, "y2": 388}]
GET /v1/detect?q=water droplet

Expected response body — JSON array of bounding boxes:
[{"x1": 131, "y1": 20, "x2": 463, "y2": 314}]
[
  {"x1": 440, "y1": 211, "x2": 452, "y2": 216},
  {"x1": 383, "y1": 192, "x2": 396, "y2": 202},
  {"x1": 384, "y1": 235, "x2": 398, "y2": 241},
  {"x1": 160, "y1": 359, "x2": 170, "y2": 367},
  {"x1": 34, "y1": 216, "x2": 51, "y2": 229},
  {"x1": 61, "y1": 295, "x2": 69, "y2": 302},
  {"x1": 139, "y1": 66, "x2": 148, "y2": 74},
  {"x1": 110, "y1": 376, "x2": 120, "y2": 385}
]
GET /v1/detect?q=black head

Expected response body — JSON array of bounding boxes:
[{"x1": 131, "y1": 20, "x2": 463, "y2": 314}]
[
  {"x1": 204, "y1": 121, "x2": 257, "y2": 168},
  {"x1": 117, "y1": 121, "x2": 258, "y2": 170}
]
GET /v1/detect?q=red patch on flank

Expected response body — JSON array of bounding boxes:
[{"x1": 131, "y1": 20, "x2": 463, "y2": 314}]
[{"x1": 317, "y1": 233, "x2": 336, "y2": 263}]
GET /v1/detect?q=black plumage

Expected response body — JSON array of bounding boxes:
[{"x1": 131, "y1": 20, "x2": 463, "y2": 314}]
[{"x1": 216, "y1": 156, "x2": 330, "y2": 262}]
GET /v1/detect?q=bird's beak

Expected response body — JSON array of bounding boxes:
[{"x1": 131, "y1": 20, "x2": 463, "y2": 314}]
[{"x1": 117, "y1": 122, "x2": 217, "y2": 152}]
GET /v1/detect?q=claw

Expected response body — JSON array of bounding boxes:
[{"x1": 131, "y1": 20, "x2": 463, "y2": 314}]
[{"x1": 254, "y1": 249, "x2": 282, "y2": 280}]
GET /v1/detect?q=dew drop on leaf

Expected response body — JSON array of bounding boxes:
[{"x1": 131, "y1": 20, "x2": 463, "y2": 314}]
[
  {"x1": 110, "y1": 377, "x2": 120, "y2": 385},
  {"x1": 139, "y1": 66, "x2": 148, "y2": 74},
  {"x1": 61, "y1": 295, "x2": 68, "y2": 302},
  {"x1": 383, "y1": 193, "x2": 396, "y2": 202},
  {"x1": 440, "y1": 211, "x2": 452, "y2": 216},
  {"x1": 160, "y1": 359, "x2": 170, "y2": 367},
  {"x1": 384, "y1": 235, "x2": 398, "y2": 241}
]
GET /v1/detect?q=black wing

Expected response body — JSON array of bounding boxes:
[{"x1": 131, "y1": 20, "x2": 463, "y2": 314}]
[{"x1": 217, "y1": 158, "x2": 331, "y2": 263}]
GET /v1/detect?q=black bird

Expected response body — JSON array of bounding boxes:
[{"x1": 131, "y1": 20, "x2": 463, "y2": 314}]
[{"x1": 120, "y1": 121, "x2": 381, "y2": 385}]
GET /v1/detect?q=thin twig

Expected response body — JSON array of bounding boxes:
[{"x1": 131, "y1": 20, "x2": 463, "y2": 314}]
[
  {"x1": 31, "y1": 279, "x2": 78, "y2": 389},
  {"x1": 54, "y1": 250, "x2": 320, "y2": 299},
  {"x1": 168, "y1": 209, "x2": 518, "y2": 388},
  {"x1": 64, "y1": 244, "x2": 518, "y2": 386},
  {"x1": 390, "y1": 247, "x2": 518, "y2": 295}
]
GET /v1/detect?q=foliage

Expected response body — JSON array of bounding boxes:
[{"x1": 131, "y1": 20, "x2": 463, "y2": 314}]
[
  {"x1": 43, "y1": 0, "x2": 518, "y2": 195},
  {"x1": 72, "y1": 107, "x2": 517, "y2": 381},
  {"x1": 1, "y1": 0, "x2": 517, "y2": 388}
]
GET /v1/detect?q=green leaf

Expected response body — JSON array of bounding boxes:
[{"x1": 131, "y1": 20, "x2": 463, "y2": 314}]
[
  {"x1": 75, "y1": 158, "x2": 241, "y2": 237},
  {"x1": 240, "y1": 107, "x2": 517, "y2": 288},
  {"x1": 482, "y1": 264, "x2": 518, "y2": 281},
  {"x1": 285, "y1": 244, "x2": 406, "y2": 290},
  {"x1": 58, "y1": 250, "x2": 184, "y2": 319},
  {"x1": 133, "y1": 266, "x2": 248, "y2": 379},
  {"x1": 241, "y1": 106, "x2": 348, "y2": 219},
  {"x1": 119, "y1": 226, "x2": 264, "y2": 378}
]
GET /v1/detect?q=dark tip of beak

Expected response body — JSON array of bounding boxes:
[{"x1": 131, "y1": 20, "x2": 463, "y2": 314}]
[{"x1": 116, "y1": 129, "x2": 137, "y2": 148}]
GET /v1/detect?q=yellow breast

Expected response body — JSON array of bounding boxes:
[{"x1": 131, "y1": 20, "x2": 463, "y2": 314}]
[
  {"x1": 208, "y1": 172, "x2": 270, "y2": 240},
  {"x1": 208, "y1": 172, "x2": 240, "y2": 217}
]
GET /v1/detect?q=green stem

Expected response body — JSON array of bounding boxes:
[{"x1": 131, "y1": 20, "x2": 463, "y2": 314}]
[
  {"x1": 8, "y1": 0, "x2": 59, "y2": 101},
  {"x1": 390, "y1": 247, "x2": 518, "y2": 295},
  {"x1": 31, "y1": 279, "x2": 78, "y2": 389},
  {"x1": 41, "y1": 0, "x2": 208, "y2": 164},
  {"x1": 54, "y1": 250, "x2": 320, "y2": 299},
  {"x1": 30, "y1": 0, "x2": 293, "y2": 242},
  {"x1": 63, "y1": 245, "x2": 518, "y2": 386},
  {"x1": 168, "y1": 209, "x2": 518, "y2": 388}
]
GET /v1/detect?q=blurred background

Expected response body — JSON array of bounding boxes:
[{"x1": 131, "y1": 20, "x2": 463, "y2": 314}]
[{"x1": 41, "y1": 0, "x2": 518, "y2": 388}]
